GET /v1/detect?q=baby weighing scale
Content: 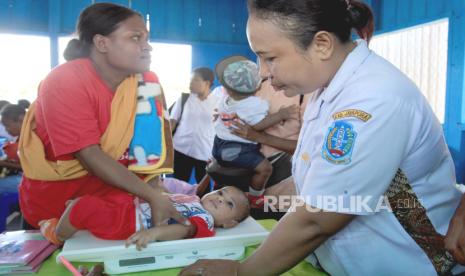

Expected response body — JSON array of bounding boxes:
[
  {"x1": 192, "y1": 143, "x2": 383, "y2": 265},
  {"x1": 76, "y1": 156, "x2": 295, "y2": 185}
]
[{"x1": 57, "y1": 217, "x2": 269, "y2": 274}]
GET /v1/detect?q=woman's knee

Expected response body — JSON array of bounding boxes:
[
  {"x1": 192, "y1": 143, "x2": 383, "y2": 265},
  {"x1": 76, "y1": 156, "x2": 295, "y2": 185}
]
[{"x1": 255, "y1": 159, "x2": 273, "y2": 175}]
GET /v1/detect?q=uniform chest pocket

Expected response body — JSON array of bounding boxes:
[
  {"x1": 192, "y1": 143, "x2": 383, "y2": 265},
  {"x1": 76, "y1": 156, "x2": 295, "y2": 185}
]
[{"x1": 298, "y1": 128, "x2": 325, "y2": 163}]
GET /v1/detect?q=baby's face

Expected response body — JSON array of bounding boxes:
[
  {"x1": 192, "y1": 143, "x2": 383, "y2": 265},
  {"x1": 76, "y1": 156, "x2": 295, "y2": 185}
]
[{"x1": 201, "y1": 186, "x2": 249, "y2": 228}]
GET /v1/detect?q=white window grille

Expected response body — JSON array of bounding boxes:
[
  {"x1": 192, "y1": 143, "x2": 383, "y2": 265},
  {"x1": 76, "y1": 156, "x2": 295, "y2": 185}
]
[{"x1": 369, "y1": 19, "x2": 449, "y2": 123}]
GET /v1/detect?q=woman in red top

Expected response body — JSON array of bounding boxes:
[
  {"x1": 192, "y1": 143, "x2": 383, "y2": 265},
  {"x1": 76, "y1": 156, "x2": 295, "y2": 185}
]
[{"x1": 19, "y1": 3, "x2": 187, "y2": 229}]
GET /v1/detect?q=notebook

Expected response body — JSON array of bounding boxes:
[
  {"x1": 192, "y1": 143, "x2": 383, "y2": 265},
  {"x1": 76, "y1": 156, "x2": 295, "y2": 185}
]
[{"x1": 0, "y1": 230, "x2": 58, "y2": 274}]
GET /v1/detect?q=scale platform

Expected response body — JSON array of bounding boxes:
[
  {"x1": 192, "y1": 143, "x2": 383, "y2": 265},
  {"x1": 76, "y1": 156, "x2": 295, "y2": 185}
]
[{"x1": 57, "y1": 217, "x2": 269, "y2": 274}]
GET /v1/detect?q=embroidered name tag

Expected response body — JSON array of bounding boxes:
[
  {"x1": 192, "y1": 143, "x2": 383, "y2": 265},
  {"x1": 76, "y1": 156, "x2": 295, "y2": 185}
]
[
  {"x1": 332, "y1": 109, "x2": 372, "y2": 122},
  {"x1": 322, "y1": 121, "x2": 357, "y2": 165}
]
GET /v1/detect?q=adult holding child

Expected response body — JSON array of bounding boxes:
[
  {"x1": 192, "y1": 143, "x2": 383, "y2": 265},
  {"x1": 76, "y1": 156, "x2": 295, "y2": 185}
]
[
  {"x1": 212, "y1": 56, "x2": 299, "y2": 208},
  {"x1": 170, "y1": 67, "x2": 219, "y2": 183}
]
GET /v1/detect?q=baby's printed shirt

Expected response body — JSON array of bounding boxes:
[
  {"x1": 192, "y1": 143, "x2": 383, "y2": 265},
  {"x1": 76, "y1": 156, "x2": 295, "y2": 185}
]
[{"x1": 135, "y1": 194, "x2": 215, "y2": 238}]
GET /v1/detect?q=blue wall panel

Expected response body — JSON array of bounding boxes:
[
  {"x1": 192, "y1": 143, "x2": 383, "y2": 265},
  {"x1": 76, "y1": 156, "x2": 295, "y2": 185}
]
[
  {"x1": 183, "y1": 0, "x2": 201, "y2": 42},
  {"x1": 14, "y1": 0, "x2": 249, "y2": 44},
  {"x1": 373, "y1": 0, "x2": 454, "y2": 34},
  {"x1": 0, "y1": 0, "x2": 48, "y2": 33},
  {"x1": 198, "y1": 0, "x2": 216, "y2": 42},
  {"x1": 378, "y1": 0, "x2": 397, "y2": 30},
  {"x1": 148, "y1": 0, "x2": 168, "y2": 39},
  {"x1": 165, "y1": 0, "x2": 184, "y2": 41},
  {"x1": 60, "y1": 0, "x2": 90, "y2": 34},
  {"x1": 216, "y1": 0, "x2": 235, "y2": 44},
  {"x1": 411, "y1": 0, "x2": 427, "y2": 22},
  {"x1": 446, "y1": 1, "x2": 465, "y2": 183},
  {"x1": 0, "y1": 0, "x2": 251, "y2": 48},
  {"x1": 95, "y1": 0, "x2": 128, "y2": 7},
  {"x1": 232, "y1": 0, "x2": 248, "y2": 43},
  {"x1": 130, "y1": 0, "x2": 148, "y2": 17}
]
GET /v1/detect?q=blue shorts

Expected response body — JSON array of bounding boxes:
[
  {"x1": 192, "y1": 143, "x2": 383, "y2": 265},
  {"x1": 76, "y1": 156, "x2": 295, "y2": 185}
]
[{"x1": 212, "y1": 136, "x2": 265, "y2": 169}]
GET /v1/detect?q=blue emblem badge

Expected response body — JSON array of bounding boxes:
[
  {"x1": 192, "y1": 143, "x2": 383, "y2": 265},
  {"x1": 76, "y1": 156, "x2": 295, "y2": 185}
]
[{"x1": 322, "y1": 121, "x2": 357, "y2": 165}]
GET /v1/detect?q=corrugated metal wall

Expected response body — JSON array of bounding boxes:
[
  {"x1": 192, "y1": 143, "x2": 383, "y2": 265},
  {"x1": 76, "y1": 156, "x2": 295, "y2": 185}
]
[
  {"x1": 0, "y1": 0, "x2": 465, "y2": 181},
  {"x1": 0, "y1": 0, "x2": 248, "y2": 44}
]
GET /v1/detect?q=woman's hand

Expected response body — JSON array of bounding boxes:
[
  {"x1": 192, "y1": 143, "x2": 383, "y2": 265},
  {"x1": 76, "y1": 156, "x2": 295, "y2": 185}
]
[
  {"x1": 179, "y1": 259, "x2": 240, "y2": 276},
  {"x1": 148, "y1": 191, "x2": 189, "y2": 227},
  {"x1": 278, "y1": 104, "x2": 300, "y2": 121},
  {"x1": 445, "y1": 195, "x2": 465, "y2": 264},
  {"x1": 230, "y1": 120, "x2": 262, "y2": 142},
  {"x1": 78, "y1": 264, "x2": 107, "y2": 276}
]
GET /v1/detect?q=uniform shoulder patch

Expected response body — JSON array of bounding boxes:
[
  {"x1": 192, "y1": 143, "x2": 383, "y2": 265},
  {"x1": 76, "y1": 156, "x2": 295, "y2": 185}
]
[
  {"x1": 332, "y1": 109, "x2": 371, "y2": 122},
  {"x1": 322, "y1": 120, "x2": 357, "y2": 165}
]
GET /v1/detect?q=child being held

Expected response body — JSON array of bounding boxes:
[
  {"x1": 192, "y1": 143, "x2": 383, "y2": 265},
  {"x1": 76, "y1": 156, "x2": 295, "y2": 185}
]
[
  {"x1": 213, "y1": 56, "x2": 299, "y2": 208},
  {"x1": 39, "y1": 177, "x2": 250, "y2": 250}
]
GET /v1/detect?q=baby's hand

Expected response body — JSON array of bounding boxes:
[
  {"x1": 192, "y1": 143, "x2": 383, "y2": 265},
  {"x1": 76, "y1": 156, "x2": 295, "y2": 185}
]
[
  {"x1": 278, "y1": 104, "x2": 299, "y2": 120},
  {"x1": 125, "y1": 229, "x2": 157, "y2": 251}
]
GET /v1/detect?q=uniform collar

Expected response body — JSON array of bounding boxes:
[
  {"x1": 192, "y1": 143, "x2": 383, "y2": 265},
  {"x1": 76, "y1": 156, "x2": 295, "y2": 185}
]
[
  {"x1": 321, "y1": 40, "x2": 372, "y2": 104},
  {"x1": 303, "y1": 88, "x2": 324, "y2": 121}
]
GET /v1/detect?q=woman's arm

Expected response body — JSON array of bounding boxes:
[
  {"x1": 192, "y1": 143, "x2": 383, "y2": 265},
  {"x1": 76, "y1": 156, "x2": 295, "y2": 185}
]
[
  {"x1": 251, "y1": 112, "x2": 284, "y2": 131},
  {"x1": 75, "y1": 145, "x2": 188, "y2": 226},
  {"x1": 252, "y1": 104, "x2": 300, "y2": 131},
  {"x1": 196, "y1": 174, "x2": 211, "y2": 196},
  {"x1": 169, "y1": 119, "x2": 178, "y2": 132},
  {"x1": 180, "y1": 204, "x2": 354, "y2": 276},
  {"x1": 231, "y1": 121, "x2": 297, "y2": 154},
  {"x1": 0, "y1": 160, "x2": 21, "y2": 170},
  {"x1": 75, "y1": 145, "x2": 158, "y2": 201},
  {"x1": 445, "y1": 194, "x2": 465, "y2": 264},
  {"x1": 239, "y1": 205, "x2": 353, "y2": 275}
]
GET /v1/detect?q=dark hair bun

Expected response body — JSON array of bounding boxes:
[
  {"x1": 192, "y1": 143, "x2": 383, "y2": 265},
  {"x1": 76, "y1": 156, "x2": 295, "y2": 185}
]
[
  {"x1": 347, "y1": 1, "x2": 374, "y2": 42},
  {"x1": 63, "y1": 39, "x2": 89, "y2": 61}
]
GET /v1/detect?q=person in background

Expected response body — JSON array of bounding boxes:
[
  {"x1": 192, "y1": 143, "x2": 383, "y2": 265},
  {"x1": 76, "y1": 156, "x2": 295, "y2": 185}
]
[
  {"x1": 0, "y1": 104, "x2": 24, "y2": 193},
  {"x1": 0, "y1": 100, "x2": 13, "y2": 141},
  {"x1": 212, "y1": 56, "x2": 298, "y2": 208},
  {"x1": 170, "y1": 67, "x2": 219, "y2": 183},
  {"x1": 0, "y1": 104, "x2": 24, "y2": 171},
  {"x1": 17, "y1": 99, "x2": 31, "y2": 111},
  {"x1": 228, "y1": 79, "x2": 308, "y2": 199}
]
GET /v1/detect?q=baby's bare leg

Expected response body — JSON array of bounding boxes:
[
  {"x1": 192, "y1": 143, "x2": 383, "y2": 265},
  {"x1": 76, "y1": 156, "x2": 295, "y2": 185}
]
[
  {"x1": 55, "y1": 199, "x2": 80, "y2": 241},
  {"x1": 251, "y1": 159, "x2": 273, "y2": 191}
]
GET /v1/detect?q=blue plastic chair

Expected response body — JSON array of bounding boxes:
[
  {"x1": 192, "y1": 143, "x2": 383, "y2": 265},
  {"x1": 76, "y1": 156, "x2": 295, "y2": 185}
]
[{"x1": 0, "y1": 191, "x2": 19, "y2": 233}]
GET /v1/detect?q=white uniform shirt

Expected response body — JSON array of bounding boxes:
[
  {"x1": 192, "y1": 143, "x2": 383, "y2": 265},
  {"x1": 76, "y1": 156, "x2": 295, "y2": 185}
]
[
  {"x1": 171, "y1": 93, "x2": 220, "y2": 161},
  {"x1": 215, "y1": 94, "x2": 269, "y2": 144},
  {"x1": 293, "y1": 40, "x2": 464, "y2": 275}
]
